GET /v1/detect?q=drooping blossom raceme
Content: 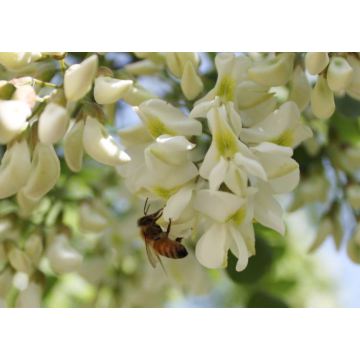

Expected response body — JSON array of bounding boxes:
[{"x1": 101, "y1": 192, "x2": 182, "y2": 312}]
[{"x1": 116, "y1": 52, "x2": 312, "y2": 272}]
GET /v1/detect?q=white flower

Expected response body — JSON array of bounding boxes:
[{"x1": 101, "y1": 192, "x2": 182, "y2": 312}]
[
  {"x1": 64, "y1": 120, "x2": 85, "y2": 172},
  {"x1": 0, "y1": 140, "x2": 32, "y2": 199},
  {"x1": 310, "y1": 75, "x2": 335, "y2": 119},
  {"x1": 64, "y1": 54, "x2": 98, "y2": 101},
  {"x1": 240, "y1": 101, "x2": 312, "y2": 148},
  {"x1": 250, "y1": 142, "x2": 300, "y2": 193},
  {"x1": 327, "y1": 57, "x2": 353, "y2": 92},
  {"x1": 193, "y1": 190, "x2": 254, "y2": 271},
  {"x1": 346, "y1": 184, "x2": 360, "y2": 210},
  {"x1": 94, "y1": 76, "x2": 133, "y2": 104},
  {"x1": 38, "y1": 103, "x2": 69, "y2": 145},
  {"x1": 191, "y1": 53, "x2": 251, "y2": 118},
  {"x1": 164, "y1": 52, "x2": 199, "y2": 78},
  {"x1": 21, "y1": 143, "x2": 60, "y2": 200},
  {"x1": 180, "y1": 61, "x2": 203, "y2": 100},
  {"x1": 199, "y1": 105, "x2": 266, "y2": 194},
  {"x1": 252, "y1": 180, "x2": 285, "y2": 235},
  {"x1": 47, "y1": 233, "x2": 83, "y2": 274},
  {"x1": 79, "y1": 202, "x2": 108, "y2": 233},
  {"x1": 288, "y1": 65, "x2": 311, "y2": 111},
  {"x1": 346, "y1": 55, "x2": 360, "y2": 100},
  {"x1": 305, "y1": 52, "x2": 329, "y2": 75},
  {"x1": 0, "y1": 100, "x2": 31, "y2": 144},
  {"x1": 248, "y1": 53, "x2": 295, "y2": 86},
  {"x1": 347, "y1": 225, "x2": 360, "y2": 264},
  {"x1": 308, "y1": 217, "x2": 333, "y2": 253},
  {"x1": 136, "y1": 99, "x2": 202, "y2": 139},
  {"x1": 83, "y1": 116, "x2": 131, "y2": 166},
  {"x1": 0, "y1": 52, "x2": 41, "y2": 70}
]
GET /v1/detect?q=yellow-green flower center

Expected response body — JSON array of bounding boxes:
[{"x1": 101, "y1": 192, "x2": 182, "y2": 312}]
[
  {"x1": 217, "y1": 76, "x2": 235, "y2": 102},
  {"x1": 146, "y1": 117, "x2": 176, "y2": 138}
]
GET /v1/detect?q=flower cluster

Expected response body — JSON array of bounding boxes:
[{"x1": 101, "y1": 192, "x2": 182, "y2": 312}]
[
  {"x1": 119, "y1": 53, "x2": 312, "y2": 271},
  {"x1": 1, "y1": 51, "x2": 360, "y2": 306}
]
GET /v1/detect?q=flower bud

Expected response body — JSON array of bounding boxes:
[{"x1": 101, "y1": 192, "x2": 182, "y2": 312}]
[
  {"x1": 248, "y1": 53, "x2": 295, "y2": 86},
  {"x1": 0, "y1": 100, "x2": 31, "y2": 144},
  {"x1": 0, "y1": 52, "x2": 40, "y2": 70},
  {"x1": 83, "y1": 116, "x2": 131, "y2": 166},
  {"x1": 38, "y1": 103, "x2": 69, "y2": 145},
  {"x1": 24, "y1": 233, "x2": 43, "y2": 265},
  {"x1": 308, "y1": 217, "x2": 333, "y2": 253},
  {"x1": 235, "y1": 81, "x2": 272, "y2": 109},
  {"x1": 0, "y1": 140, "x2": 32, "y2": 199},
  {"x1": 94, "y1": 76, "x2": 133, "y2": 104},
  {"x1": 180, "y1": 61, "x2": 203, "y2": 100},
  {"x1": 17, "y1": 189, "x2": 41, "y2": 215},
  {"x1": 347, "y1": 225, "x2": 360, "y2": 264},
  {"x1": 310, "y1": 75, "x2": 335, "y2": 119},
  {"x1": 16, "y1": 282, "x2": 42, "y2": 308},
  {"x1": 346, "y1": 184, "x2": 360, "y2": 210},
  {"x1": 47, "y1": 233, "x2": 83, "y2": 274},
  {"x1": 12, "y1": 84, "x2": 36, "y2": 109},
  {"x1": 346, "y1": 55, "x2": 360, "y2": 100},
  {"x1": 7, "y1": 248, "x2": 32, "y2": 274},
  {"x1": 305, "y1": 52, "x2": 329, "y2": 75},
  {"x1": 64, "y1": 54, "x2": 98, "y2": 101},
  {"x1": 79, "y1": 202, "x2": 108, "y2": 233},
  {"x1": 64, "y1": 120, "x2": 84, "y2": 172},
  {"x1": 327, "y1": 57, "x2": 353, "y2": 92},
  {"x1": 165, "y1": 52, "x2": 199, "y2": 78},
  {"x1": 288, "y1": 65, "x2": 311, "y2": 111},
  {"x1": 21, "y1": 143, "x2": 60, "y2": 200},
  {"x1": 122, "y1": 85, "x2": 155, "y2": 106},
  {"x1": 124, "y1": 60, "x2": 162, "y2": 75}
]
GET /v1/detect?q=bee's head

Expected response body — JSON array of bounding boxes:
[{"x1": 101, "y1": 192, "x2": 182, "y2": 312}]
[
  {"x1": 137, "y1": 215, "x2": 154, "y2": 227},
  {"x1": 137, "y1": 208, "x2": 163, "y2": 227}
]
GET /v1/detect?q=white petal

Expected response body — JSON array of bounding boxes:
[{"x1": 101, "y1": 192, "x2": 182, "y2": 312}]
[
  {"x1": 234, "y1": 152, "x2": 267, "y2": 180},
  {"x1": 195, "y1": 223, "x2": 228, "y2": 268},
  {"x1": 254, "y1": 184, "x2": 285, "y2": 235},
  {"x1": 83, "y1": 117, "x2": 131, "y2": 166},
  {"x1": 64, "y1": 55, "x2": 98, "y2": 102},
  {"x1": 240, "y1": 101, "x2": 299, "y2": 145},
  {"x1": 224, "y1": 161, "x2": 248, "y2": 195},
  {"x1": 199, "y1": 142, "x2": 220, "y2": 179},
  {"x1": 0, "y1": 100, "x2": 30, "y2": 144},
  {"x1": 138, "y1": 99, "x2": 202, "y2": 137},
  {"x1": 193, "y1": 189, "x2": 245, "y2": 223},
  {"x1": 163, "y1": 185, "x2": 193, "y2": 221},
  {"x1": 269, "y1": 164, "x2": 300, "y2": 193},
  {"x1": 94, "y1": 76, "x2": 133, "y2": 104},
  {"x1": 209, "y1": 157, "x2": 229, "y2": 191},
  {"x1": 38, "y1": 103, "x2": 69, "y2": 145},
  {"x1": 228, "y1": 225, "x2": 249, "y2": 271}
]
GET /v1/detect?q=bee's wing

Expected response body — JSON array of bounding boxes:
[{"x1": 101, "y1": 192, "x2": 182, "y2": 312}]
[
  {"x1": 145, "y1": 241, "x2": 167, "y2": 275},
  {"x1": 145, "y1": 241, "x2": 159, "y2": 268}
]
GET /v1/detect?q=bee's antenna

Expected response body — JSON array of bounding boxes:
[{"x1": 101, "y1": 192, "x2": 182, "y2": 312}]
[{"x1": 144, "y1": 197, "x2": 150, "y2": 215}]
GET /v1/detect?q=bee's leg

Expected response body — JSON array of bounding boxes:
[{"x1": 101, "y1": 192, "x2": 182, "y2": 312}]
[
  {"x1": 166, "y1": 218, "x2": 172, "y2": 234},
  {"x1": 175, "y1": 237, "x2": 183, "y2": 243}
]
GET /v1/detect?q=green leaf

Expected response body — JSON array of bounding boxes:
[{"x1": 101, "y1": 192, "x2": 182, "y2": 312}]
[
  {"x1": 335, "y1": 95, "x2": 360, "y2": 118},
  {"x1": 329, "y1": 112, "x2": 360, "y2": 146},
  {"x1": 247, "y1": 291, "x2": 289, "y2": 308}
]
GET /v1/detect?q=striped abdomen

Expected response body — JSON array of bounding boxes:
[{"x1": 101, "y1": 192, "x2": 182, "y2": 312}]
[{"x1": 152, "y1": 239, "x2": 188, "y2": 259}]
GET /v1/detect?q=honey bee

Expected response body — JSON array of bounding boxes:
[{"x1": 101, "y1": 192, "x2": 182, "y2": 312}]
[{"x1": 137, "y1": 198, "x2": 188, "y2": 269}]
